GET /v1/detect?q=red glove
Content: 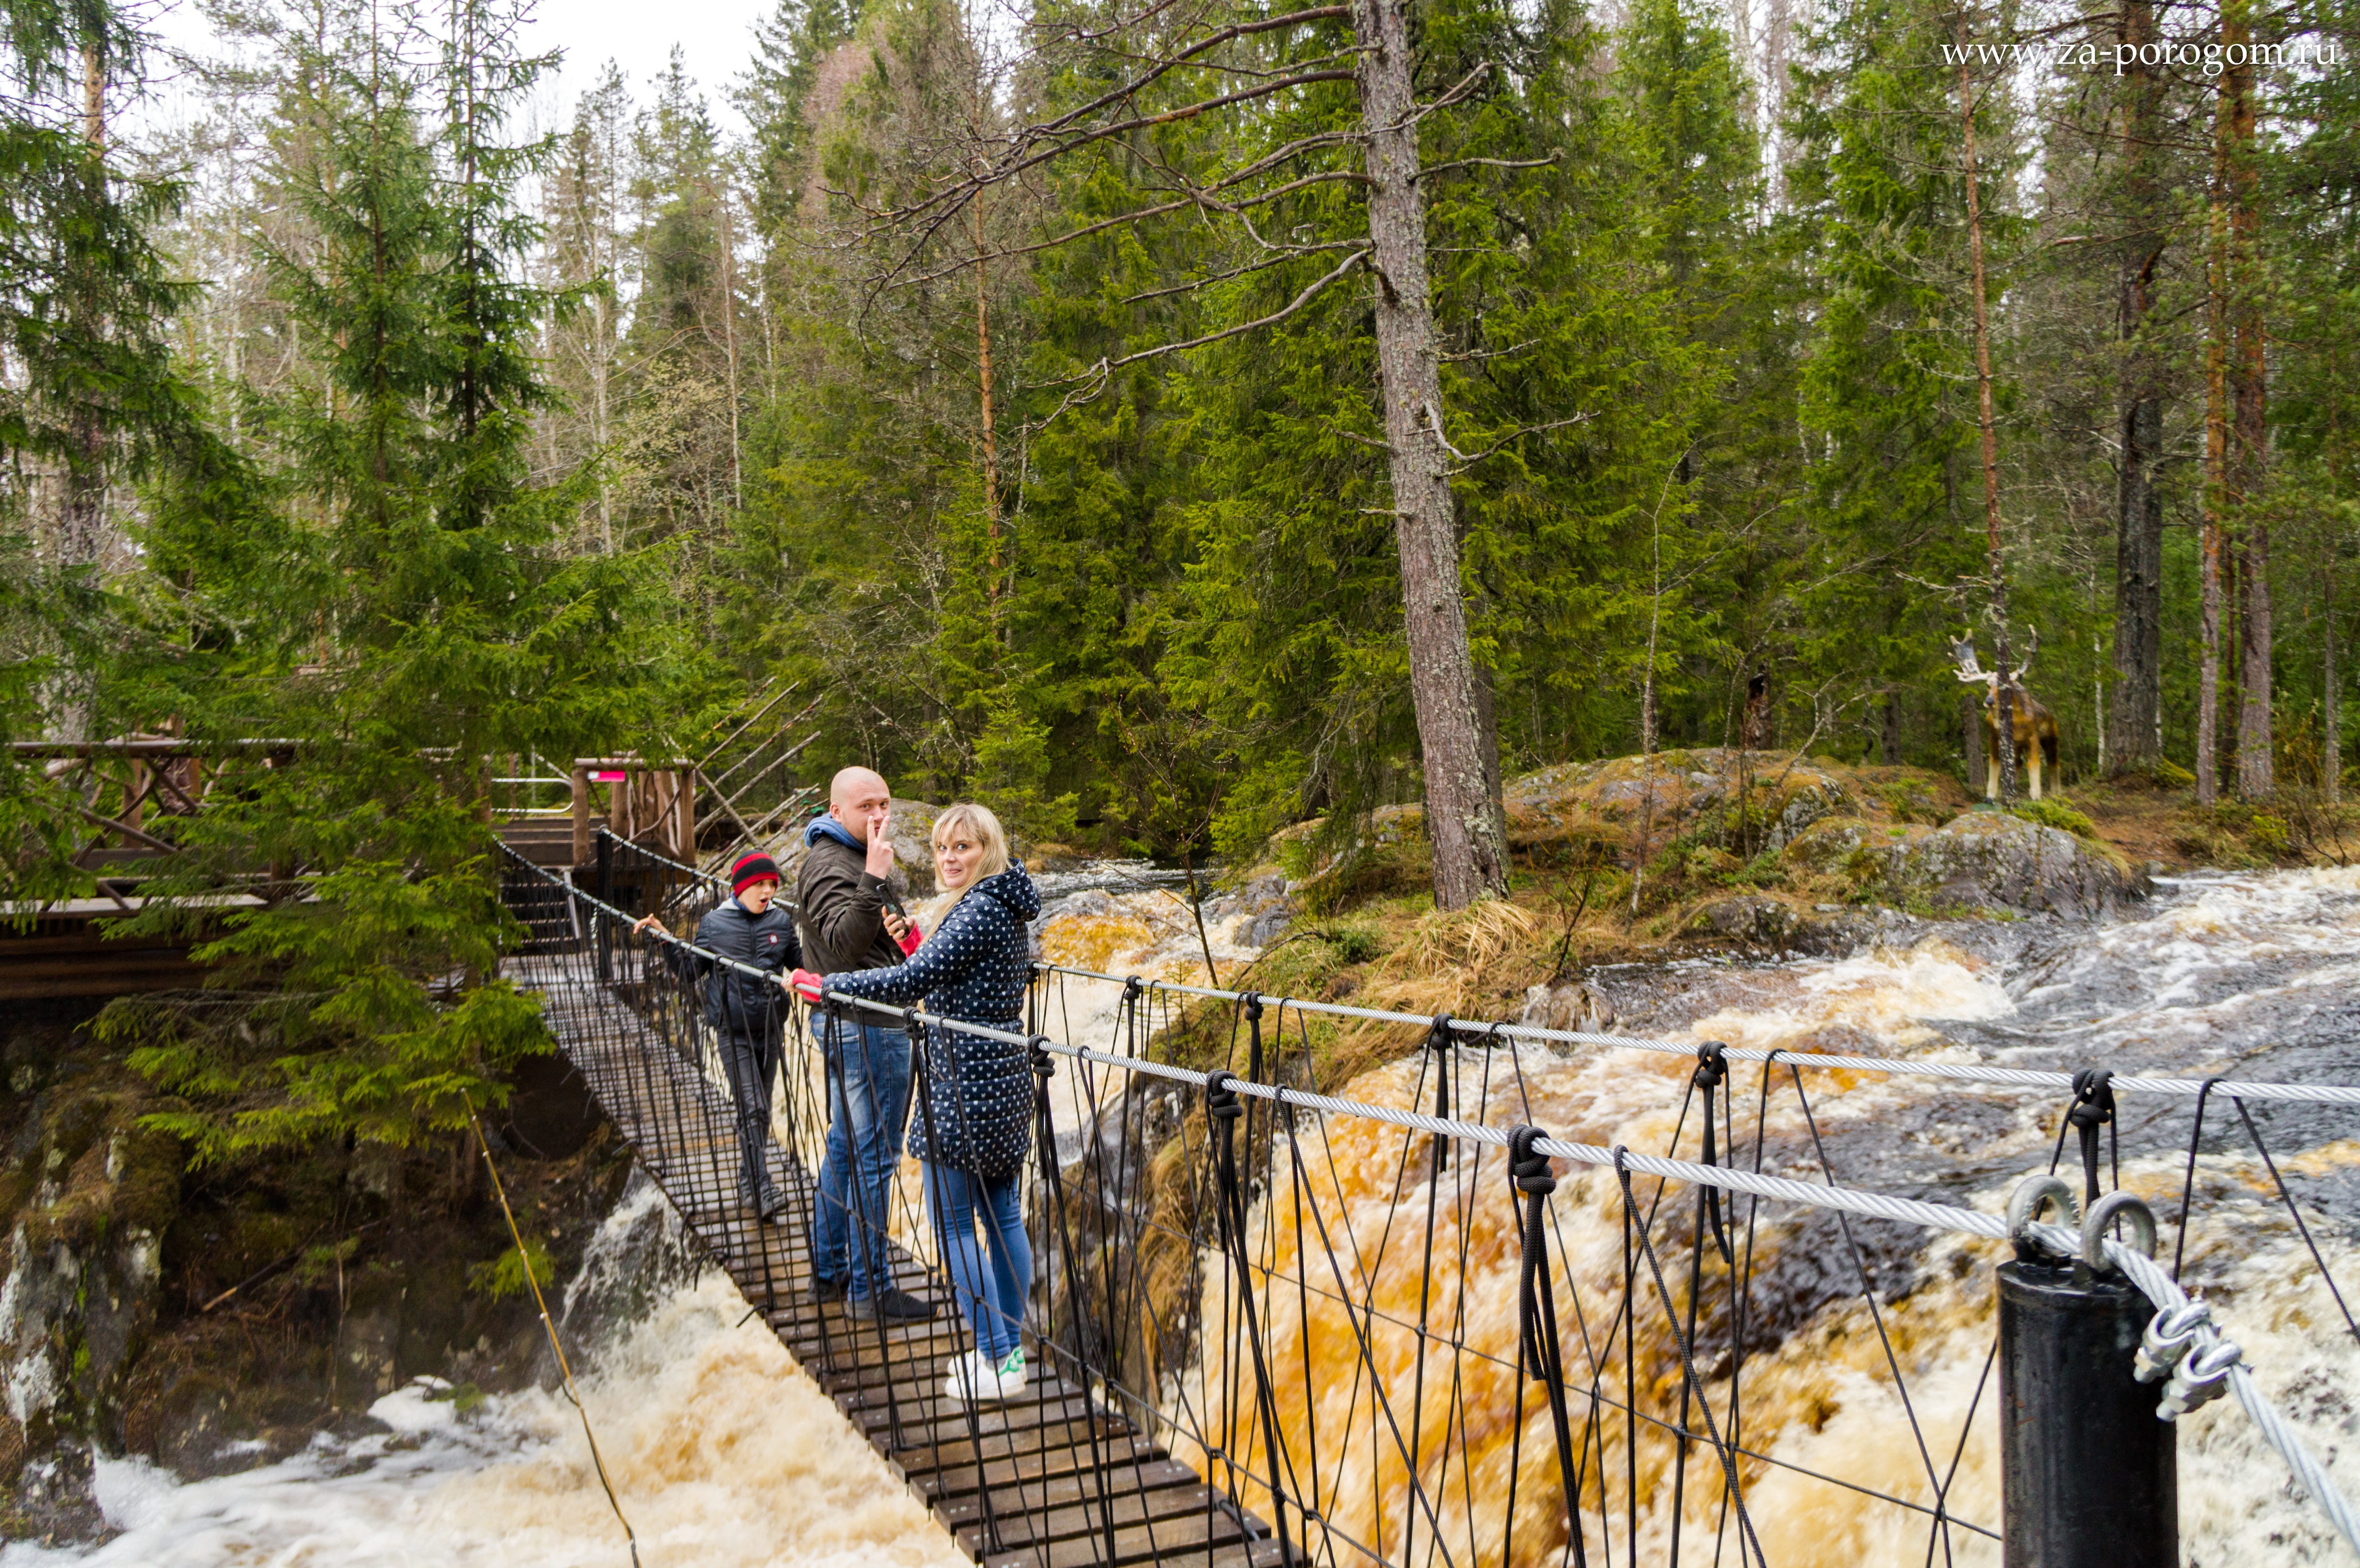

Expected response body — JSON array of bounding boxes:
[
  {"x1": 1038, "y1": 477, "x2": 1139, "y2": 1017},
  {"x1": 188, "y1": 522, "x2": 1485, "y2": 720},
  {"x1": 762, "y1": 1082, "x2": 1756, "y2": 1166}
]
[
  {"x1": 897, "y1": 924, "x2": 923, "y2": 956},
  {"x1": 786, "y1": 968, "x2": 825, "y2": 1001}
]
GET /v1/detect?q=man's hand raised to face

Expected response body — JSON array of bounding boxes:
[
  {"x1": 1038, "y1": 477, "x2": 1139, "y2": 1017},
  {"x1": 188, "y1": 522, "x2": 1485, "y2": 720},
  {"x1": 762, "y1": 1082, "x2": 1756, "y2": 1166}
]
[{"x1": 864, "y1": 804, "x2": 896, "y2": 879}]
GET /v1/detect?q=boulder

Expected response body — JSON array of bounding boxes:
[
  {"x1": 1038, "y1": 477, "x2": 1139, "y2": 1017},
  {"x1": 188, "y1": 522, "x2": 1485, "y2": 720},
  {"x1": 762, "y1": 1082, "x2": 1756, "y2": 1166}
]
[
  {"x1": 771, "y1": 797, "x2": 943, "y2": 900},
  {"x1": 1503, "y1": 749, "x2": 1857, "y2": 856},
  {"x1": 1203, "y1": 872, "x2": 1294, "y2": 947},
  {"x1": 1883, "y1": 810, "x2": 2143, "y2": 918},
  {"x1": 1520, "y1": 978, "x2": 1618, "y2": 1035},
  {"x1": 1782, "y1": 816, "x2": 1936, "y2": 875},
  {"x1": 1784, "y1": 808, "x2": 2143, "y2": 919},
  {"x1": 1684, "y1": 894, "x2": 1803, "y2": 949}
]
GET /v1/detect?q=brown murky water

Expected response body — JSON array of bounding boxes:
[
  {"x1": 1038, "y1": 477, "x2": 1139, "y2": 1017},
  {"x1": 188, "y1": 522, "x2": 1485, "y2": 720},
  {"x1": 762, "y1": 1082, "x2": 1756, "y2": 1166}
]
[{"x1": 1180, "y1": 870, "x2": 2360, "y2": 1566}]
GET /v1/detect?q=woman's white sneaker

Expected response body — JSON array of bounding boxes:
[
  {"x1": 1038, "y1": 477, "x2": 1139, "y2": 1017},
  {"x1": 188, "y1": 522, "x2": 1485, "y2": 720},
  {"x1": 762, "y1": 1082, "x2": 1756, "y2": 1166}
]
[
  {"x1": 942, "y1": 1348, "x2": 1004, "y2": 1405},
  {"x1": 991, "y1": 1348, "x2": 1028, "y2": 1397}
]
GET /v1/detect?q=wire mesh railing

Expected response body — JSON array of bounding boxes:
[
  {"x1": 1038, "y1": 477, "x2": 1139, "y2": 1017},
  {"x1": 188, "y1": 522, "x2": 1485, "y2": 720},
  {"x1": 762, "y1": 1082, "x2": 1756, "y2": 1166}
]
[{"x1": 500, "y1": 841, "x2": 2360, "y2": 1567}]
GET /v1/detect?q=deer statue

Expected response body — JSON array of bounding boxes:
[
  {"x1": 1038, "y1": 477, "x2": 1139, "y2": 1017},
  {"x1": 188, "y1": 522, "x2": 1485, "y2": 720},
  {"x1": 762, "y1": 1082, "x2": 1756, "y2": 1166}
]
[{"x1": 1951, "y1": 631, "x2": 2062, "y2": 801}]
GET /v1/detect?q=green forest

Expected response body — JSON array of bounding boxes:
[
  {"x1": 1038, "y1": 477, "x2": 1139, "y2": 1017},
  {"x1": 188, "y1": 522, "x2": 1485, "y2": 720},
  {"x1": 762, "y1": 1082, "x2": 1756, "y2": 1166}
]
[{"x1": 1, "y1": 0, "x2": 2355, "y2": 1139}]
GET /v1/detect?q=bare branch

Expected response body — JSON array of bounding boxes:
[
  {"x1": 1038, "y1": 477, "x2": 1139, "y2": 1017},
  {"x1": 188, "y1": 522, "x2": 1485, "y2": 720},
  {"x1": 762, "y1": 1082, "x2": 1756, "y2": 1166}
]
[
  {"x1": 1437, "y1": 411, "x2": 1596, "y2": 476},
  {"x1": 1041, "y1": 246, "x2": 1368, "y2": 391},
  {"x1": 848, "y1": 68, "x2": 1360, "y2": 284},
  {"x1": 1417, "y1": 151, "x2": 1561, "y2": 180},
  {"x1": 1029, "y1": 6, "x2": 1351, "y2": 140},
  {"x1": 885, "y1": 170, "x2": 1365, "y2": 290}
]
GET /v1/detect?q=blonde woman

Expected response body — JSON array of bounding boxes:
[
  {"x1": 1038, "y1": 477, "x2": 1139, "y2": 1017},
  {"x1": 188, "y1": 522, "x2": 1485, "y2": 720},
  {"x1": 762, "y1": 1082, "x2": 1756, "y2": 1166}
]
[{"x1": 788, "y1": 803, "x2": 1041, "y2": 1402}]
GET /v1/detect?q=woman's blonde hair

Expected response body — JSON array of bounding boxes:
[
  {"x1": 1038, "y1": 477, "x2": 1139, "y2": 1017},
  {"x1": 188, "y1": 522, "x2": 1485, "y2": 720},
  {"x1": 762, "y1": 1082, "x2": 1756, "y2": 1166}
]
[{"x1": 913, "y1": 802, "x2": 1012, "y2": 931}]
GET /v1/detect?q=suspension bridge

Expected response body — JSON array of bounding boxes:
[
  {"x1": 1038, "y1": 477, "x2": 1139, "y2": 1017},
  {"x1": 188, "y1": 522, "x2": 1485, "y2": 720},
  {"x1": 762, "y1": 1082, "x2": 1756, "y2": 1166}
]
[{"x1": 499, "y1": 831, "x2": 2360, "y2": 1568}]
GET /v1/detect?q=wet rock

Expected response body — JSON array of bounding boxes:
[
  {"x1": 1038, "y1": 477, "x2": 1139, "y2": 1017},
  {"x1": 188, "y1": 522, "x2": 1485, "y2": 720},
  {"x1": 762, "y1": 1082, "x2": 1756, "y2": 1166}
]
[
  {"x1": 1782, "y1": 810, "x2": 2143, "y2": 919},
  {"x1": 1519, "y1": 979, "x2": 1618, "y2": 1035},
  {"x1": 7, "y1": 1441, "x2": 102, "y2": 1542},
  {"x1": 1203, "y1": 872, "x2": 1293, "y2": 948}
]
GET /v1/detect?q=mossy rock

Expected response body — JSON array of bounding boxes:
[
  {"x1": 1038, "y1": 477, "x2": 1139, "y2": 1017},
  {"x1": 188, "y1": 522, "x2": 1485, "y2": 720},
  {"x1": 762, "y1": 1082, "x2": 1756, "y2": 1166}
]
[
  {"x1": 1503, "y1": 750, "x2": 1857, "y2": 857},
  {"x1": 1880, "y1": 811, "x2": 2143, "y2": 918}
]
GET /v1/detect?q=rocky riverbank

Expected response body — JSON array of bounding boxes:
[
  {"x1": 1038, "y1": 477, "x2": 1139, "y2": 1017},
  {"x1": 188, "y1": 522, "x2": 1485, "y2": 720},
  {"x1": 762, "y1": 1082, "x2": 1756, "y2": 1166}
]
[{"x1": 0, "y1": 1000, "x2": 633, "y2": 1546}]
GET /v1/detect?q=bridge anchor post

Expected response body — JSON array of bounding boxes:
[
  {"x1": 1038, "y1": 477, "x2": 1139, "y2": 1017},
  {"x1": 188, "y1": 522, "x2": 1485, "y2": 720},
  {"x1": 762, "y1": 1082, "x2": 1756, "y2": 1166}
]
[{"x1": 1999, "y1": 1180, "x2": 2175, "y2": 1568}]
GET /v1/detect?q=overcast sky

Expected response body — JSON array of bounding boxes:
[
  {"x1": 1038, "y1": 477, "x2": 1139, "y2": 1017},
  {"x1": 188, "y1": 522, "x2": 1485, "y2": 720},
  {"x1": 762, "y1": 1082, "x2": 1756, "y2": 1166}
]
[{"x1": 136, "y1": 0, "x2": 786, "y2": 144}]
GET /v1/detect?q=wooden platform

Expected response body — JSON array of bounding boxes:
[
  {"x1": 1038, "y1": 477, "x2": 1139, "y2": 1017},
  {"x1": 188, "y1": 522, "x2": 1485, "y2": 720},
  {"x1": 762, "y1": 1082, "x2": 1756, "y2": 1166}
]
[{"x1": 507, "y1": 953, "x2": 1287, "y2": 1567}]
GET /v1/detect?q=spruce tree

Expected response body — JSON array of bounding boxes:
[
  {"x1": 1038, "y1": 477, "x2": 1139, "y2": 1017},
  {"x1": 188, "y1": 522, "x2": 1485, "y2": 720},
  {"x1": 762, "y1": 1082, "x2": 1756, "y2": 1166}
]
[{"x1": 104, "y1": 0, "x2": 665, "y2": 1161}]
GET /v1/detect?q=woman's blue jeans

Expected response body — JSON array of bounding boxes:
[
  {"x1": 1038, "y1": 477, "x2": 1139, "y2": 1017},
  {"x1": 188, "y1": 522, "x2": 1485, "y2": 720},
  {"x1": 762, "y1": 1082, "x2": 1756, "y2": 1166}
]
[{"x1": 924, "y1": 1161, "x2": 1031, "y2": 1361}]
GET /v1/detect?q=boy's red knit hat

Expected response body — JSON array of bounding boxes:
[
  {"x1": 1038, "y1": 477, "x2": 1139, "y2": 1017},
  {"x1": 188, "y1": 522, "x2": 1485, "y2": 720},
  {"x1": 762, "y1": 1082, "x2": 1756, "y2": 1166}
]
[{"x1": 729, "y1": 850, "x2": 783, "y2": 896}]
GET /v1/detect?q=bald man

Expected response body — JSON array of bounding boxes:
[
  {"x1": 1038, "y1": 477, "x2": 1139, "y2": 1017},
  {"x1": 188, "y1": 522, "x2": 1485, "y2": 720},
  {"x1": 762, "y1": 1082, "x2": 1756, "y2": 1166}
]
[{"x1": 794, "y1": 767, "x2": 935, "y2": 1323}]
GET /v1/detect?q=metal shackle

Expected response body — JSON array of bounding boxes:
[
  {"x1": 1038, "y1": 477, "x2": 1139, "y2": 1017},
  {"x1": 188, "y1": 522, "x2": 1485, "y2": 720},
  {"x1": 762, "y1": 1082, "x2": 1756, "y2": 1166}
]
[
  {"x1": 2007, "y1": 1173, "x2": 2081, "y2": 1261},
  {"x1": 2081, "y1": 1191, "x2": 2159, "y2": 1274}
]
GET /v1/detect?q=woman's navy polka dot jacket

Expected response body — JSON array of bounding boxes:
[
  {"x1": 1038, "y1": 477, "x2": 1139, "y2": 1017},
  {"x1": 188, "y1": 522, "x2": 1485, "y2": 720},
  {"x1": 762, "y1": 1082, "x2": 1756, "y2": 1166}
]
[{"x1": 823, "y1": 862, "x2": 1043, "y2": 1180}]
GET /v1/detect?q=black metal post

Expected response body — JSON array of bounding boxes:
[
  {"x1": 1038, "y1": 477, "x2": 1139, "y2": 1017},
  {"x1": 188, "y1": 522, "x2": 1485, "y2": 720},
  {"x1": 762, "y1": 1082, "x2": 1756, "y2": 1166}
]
[
  {"x1": 595, "y1": 830, "x2": 614, "y2": 982},
  {"x1": 1999, "y1": 1255, "x2": 2176, "y2": 1566}
]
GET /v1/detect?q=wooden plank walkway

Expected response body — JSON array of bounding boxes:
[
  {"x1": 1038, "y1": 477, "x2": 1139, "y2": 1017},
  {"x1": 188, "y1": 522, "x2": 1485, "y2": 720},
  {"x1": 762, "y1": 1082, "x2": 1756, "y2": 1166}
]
[{"x1": 506, "y1": 952, "x2": 1288, "y2": 1568}]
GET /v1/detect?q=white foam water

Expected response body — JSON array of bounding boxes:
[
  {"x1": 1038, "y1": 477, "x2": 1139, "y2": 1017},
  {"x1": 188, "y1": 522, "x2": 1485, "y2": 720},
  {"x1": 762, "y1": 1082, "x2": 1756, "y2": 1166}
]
[{"x1": 5, "y1": 1188, "x2": 962, "y2": 1568}]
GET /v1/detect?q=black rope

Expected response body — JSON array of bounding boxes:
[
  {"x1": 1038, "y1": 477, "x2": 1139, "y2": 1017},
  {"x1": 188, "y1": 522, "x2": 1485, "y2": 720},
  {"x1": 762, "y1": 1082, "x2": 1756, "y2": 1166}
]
[
  {"x1": 1206, "y1": 1070, "x2": 1295, "y2": 1566},
  {"x1": 2232, "y1": 1096, "x2": 2360, "y2": 1347},
  {"x1": 2173, "y1": 1077, "x2": 2224, "y2": 1283},
  {"x1": 1787, "y1": 1064, "x2": 1955, "y2": 1555},
  {"x1": 1502, "y1": 1124, "x2": 1589, "y2": 1568},
  {"x1": 1428, "y1": 1013, "x2": 1454, "y2": 1171},
  {"x1": 1694, "y1": 1042, "x2": 1733, "y2": 1264},
  {"x1": 2050, "y1": 1067, "x2": 2117, "y2": 1206},
  {"x1": 1613, "y1": 1147, "x2": 1766, "y2": 1568},
  {"x1": 1031, "y1": 1038, "x2": 1123, "y2": 1566},
  {"x1": 1671, "y1": 1042, "x2": 1734, "y2": 1566}
]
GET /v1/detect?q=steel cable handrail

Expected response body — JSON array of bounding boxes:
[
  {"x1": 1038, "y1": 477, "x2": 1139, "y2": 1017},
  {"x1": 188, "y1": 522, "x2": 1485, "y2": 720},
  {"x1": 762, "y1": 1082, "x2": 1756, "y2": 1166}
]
[
  {"x1": 1031, "y1": 959, "x2": 2360, "y2": 1105},
  {"x1": 502, "y1": 848, "x2": 2360, "y2": 1558}
]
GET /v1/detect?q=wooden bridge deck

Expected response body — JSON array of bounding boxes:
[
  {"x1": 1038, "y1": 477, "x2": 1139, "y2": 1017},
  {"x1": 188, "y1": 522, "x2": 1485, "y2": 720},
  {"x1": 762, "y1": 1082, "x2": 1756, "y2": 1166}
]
[{"x1": 508, "y1": 953, "x2": 1286, "y2": 1568}]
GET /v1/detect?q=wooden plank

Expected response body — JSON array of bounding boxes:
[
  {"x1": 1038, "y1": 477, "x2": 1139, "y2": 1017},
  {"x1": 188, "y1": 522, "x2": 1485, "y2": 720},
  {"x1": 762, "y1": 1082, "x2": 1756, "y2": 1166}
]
[
  {"x1": 963, "y1": 1498, "x2": 1264, "y2": 1568},
  {"x1": 934, "y1": 1459, "x2": 1206, "y2": 1529},
  {"x1": 902, "y1": 1436, "x2": 1166, "y2": 1501},
  {"x1": 952, "y1": 1478, "x2": 1225, "y2": 1551}
]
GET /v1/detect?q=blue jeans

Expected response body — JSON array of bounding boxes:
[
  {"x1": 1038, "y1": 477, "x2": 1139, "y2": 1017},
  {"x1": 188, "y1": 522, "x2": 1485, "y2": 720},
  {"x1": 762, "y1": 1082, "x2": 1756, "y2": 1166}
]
[
  {"x1": 811, "y1": 1013, "x2": 913, "y2": 1300},
  {"x1": 924, "y1": 1162, "x2": 1032, "y2": 1361}
]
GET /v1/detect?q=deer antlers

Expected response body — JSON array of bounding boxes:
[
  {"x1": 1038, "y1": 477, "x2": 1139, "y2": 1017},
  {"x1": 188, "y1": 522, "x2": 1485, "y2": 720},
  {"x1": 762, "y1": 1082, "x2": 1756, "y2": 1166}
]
[{"x1": 1950, "y1": 628, "x2": 2038, "y2": 685}]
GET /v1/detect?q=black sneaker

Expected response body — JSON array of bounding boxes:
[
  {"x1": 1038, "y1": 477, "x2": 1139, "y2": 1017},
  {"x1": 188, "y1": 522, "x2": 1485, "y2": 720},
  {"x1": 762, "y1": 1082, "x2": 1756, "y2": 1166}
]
[
  {"x1": 746, "y1": 1185, "x2": 785, "y2": 1222},
  {"x1": 853, "y1": 1286, "x2": 937, "y2": 1324},
  {"x1": 807, "y1": 1273, "x2": 846, "y2": 1304}
]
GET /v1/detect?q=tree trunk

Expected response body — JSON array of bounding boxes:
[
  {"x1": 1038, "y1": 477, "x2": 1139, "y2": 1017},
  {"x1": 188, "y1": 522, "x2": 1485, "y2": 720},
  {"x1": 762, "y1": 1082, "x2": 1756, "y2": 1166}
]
[
  {"x1": 972, "y1": 193, "x2": 1002, "y2": 609},
  {"x1": 1964, "y1": 694, "x2": 1987, "y2": 794},
  {"x1": 719, "y1": 186, "x2": 744, "y2": 513},
  {"x1": 59, "y1": 43, "x2": 106, "y2": 576},
  {"x1": 2110, "y1": 0, "x2": 2164, "y2": 773},
  {"x1": 2328, "y1": 560, "x2": 2340, "y2": 804},
  {"x1": 1954, "y1": 29, "x2": 2016, "y2": 803},
  {"x1": 2225, "y1": 0, "x2": 2271, "y2": 797},
  {"x1": 1351, "y1": 0, "x2": 1507, "y2": 908},
  {"x1": 2199, "y1": 111, "x2": 2229, "y2": 808}
]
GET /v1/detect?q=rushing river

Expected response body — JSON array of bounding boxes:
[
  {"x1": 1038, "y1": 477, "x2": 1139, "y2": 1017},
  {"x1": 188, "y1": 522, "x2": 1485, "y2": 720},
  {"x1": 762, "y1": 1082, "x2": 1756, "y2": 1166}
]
[{"x1": 14, "y1": 868, "x2": 2360, "y2": 1566}]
